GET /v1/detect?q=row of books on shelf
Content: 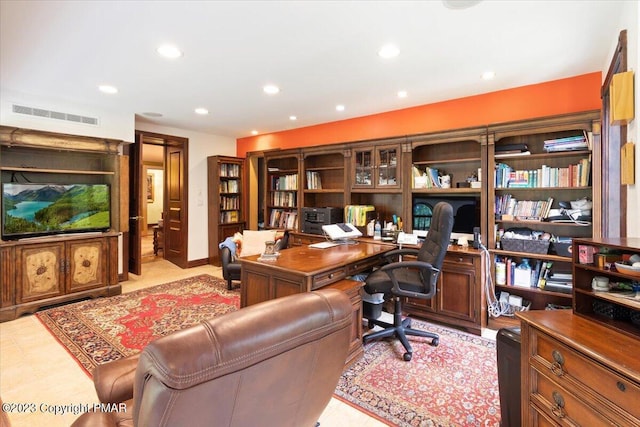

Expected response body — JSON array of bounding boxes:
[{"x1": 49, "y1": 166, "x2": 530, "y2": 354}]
[
  {"x1": 220, "y1": 180, "x2": 239, "y2": 193},
  {"x1": 269, "y1": 209, "x2": 298, "y2": 229},
  {"x1": 272, "y1": 174, "x2": 298, "y2": 190},
  {"x1": 495, "y1": 195, "x2": 554, "y2": 221},
  {"x1": 220, "y1": 210, "x2": 240, "y2": 224},
  {"x1": 271, "y1": 191, "x2": 297, "y2": 207},
  {"x1": 495, "y1": 257, "x2": 572, "y2": 293},
  {"x1": 495, "y1": 158, "x2": 591, "y2": 188},
  {"x1": 220, "y1": 195, "x2": 240, "y2": 210},
  {"x1": 220, "y1": 163, "x2": 240, "y2": 177},
  {"x1": 411, "y1": 165, "x2": 445, "y2": 189},
  {"x1": 344, "y1": 205, "x2": 375, "y2": 226},
  {"x1": 306, "y1": 171, "x2": 322, "y2": 189}
]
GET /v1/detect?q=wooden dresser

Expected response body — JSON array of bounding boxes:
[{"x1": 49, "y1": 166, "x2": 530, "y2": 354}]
[{"x1": 517, "y1": 310, "x2": 640, "y2": 426}]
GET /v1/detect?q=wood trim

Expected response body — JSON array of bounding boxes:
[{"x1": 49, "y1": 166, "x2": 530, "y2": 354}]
[{"x1": 0, "y1": 126, "x2": 123, "y2": 153}]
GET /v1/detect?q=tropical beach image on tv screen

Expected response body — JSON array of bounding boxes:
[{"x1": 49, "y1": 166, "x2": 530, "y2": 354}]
[{"x1": 2, "y1": 183, "x2": 110, "y2": 239}]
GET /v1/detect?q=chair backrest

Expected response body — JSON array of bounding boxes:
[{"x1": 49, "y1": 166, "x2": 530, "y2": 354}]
[
  {"x1": 417, "y1": 202, "x2": 454, "y2": 286},
  {"x1": 132, "y1": 289, "x2": 352, "y2": 427}
]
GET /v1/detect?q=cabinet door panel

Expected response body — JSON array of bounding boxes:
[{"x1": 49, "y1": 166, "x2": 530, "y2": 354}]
[
  {"x1": 68, "y1": 239, "x2": 107, "y2": 292},
  {"x1": 439, "y1": 263, "x2": 475, "y2": 322},
  {"x1": 17, "y1": 243, "x2": 64, "y2": 303}
]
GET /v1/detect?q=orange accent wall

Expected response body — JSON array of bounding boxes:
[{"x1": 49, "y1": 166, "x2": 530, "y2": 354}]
[{"x1": 237, "y1": 72, "x2": 601, "y2": 157}]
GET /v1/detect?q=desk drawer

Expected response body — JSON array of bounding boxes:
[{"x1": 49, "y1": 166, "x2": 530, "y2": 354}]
[
  {"x1": 311, "y1": 267, "x2": 346, "y2": 289},
  {"x1": 533, "y1": 330, "x2": 640, "y2": 419},
  {"x1": 346, "y1": 256, "x2": 381, "y2": 276},
  {"x1": 444, "y1": 253, "x2": 475, "y2": 267},
  {"x1": 531, "y1": 367, "x2": 614, "y2": 426}
]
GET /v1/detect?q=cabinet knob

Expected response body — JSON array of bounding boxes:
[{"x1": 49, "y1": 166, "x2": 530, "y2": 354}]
[
  {"x1": 551, "y1": 349, "x2": 565, "y2": 376},
  {"x1": 617, "y1": 381, "x2": 626, "y2": 392}
]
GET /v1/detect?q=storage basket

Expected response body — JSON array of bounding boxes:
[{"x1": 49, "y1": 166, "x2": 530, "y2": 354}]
[
  {"x1": 501, "y1": 238, "x2": 550, "y2": 255},
  {"x1": 592, "y1": 300, "x2": 631, "y2": 320}
]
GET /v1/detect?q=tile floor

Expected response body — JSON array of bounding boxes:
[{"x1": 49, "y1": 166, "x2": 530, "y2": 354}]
[{"x1": 1, "y1": 254, "x2": 498, "y2": 426}]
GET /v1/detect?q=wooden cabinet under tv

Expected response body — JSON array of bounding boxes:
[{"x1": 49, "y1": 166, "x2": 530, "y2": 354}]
[{"x1": 0, "y1": 232, "x2": 121, "y2": 322}]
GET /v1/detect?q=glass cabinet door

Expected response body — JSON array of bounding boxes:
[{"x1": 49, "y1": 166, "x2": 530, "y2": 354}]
[
  {"x1": 351, "y1": 144, "x2": 402, "y2": 189},
  {"x1": 377, "y1": 147, "x2": 399, "y2": 187},
  {"x1": 353, "y1": 149, "x2": 373, "y2": 187}
]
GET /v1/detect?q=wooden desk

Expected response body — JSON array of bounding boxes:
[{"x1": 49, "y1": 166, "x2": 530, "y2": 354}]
[
  {"x1": 240, "y1": 242, "x2": 391, "y2": 307},
  {"x1": 240, "y1": 242, "x2": 392, "y2": 366}
]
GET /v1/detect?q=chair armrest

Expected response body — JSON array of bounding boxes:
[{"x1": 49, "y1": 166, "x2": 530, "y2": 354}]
[
  {"x1": 92, "y1": 354, "x2": 140, "y2": 404},
  {"x1": 379, "y1": 260, "x2": 440, "y2": 299}
]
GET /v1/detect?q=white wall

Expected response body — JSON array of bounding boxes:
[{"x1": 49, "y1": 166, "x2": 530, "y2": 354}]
[
  {"x1": 606, "y1": 1, "x2": 639, "y2": 237},
  {"x1": 0, "y1": 88, "x2": 134, "y2": 141},
  {"x1": 135, "y1": 121, "x2": 236, "y2": 261}
]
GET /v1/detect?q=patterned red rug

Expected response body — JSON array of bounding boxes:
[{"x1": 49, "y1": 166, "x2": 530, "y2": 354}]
[
  {"x1": 38, "y1": 276, "x2": 500, "y2": 426},
  {"x1": 337, "y1": 321, "x2": 501, "y2": 427},
  {"x1": 36, "y1": 274, "x2": 239, "y2": 375}
]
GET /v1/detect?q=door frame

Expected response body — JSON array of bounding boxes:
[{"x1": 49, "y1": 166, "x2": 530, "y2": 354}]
[{"x1": 125, "y1": 130, "x2": 189, "y2": 274}]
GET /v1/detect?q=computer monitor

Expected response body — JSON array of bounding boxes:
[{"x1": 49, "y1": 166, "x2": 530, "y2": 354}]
[{"x1": 321, "y1": 223, "x2": 362, "y2": 244}]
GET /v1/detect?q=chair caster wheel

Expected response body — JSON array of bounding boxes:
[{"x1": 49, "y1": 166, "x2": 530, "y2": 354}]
[
  {"x1": 431, "y1": 338, "x2": 439, "y2": 347},
  {"x1": 367, "y1": 320, "x2": 375, "y2": 329},
  {"x1": 403, "y1": 352, "x2": 412, "y2": 361}
]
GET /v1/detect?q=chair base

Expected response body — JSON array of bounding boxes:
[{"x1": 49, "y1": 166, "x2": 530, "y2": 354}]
[{"x1": 363, "y1": 297, "x2": 439, "y2": 361}]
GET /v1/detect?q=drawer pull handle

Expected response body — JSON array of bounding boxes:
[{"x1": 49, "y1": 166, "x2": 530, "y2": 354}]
[
  {"x1": 328, "y1": 273, "x2": 333, "y2": 279},
  {"x1": 551, "y1": 391, "x2": 566, "y2": 419},
  {"x1": 551, "y1": 350, "x2": 565, "y2": 376},
  {"x1": 617, "y1": 381, "x2": 626, "y2": 392}
]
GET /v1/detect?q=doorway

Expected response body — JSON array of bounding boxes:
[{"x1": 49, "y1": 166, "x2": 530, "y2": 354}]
[{"x1": 125, "y1": 130, "x2": 188, "y2": 276}]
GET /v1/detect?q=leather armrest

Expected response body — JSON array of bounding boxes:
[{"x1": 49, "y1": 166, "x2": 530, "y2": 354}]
[{"x1": 92, "y1": 354, "x2": 140, "y2": 404}]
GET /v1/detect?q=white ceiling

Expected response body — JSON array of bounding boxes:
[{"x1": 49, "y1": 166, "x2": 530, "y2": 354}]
[{"x1": 0, "y1": 1, "x2": 627, "y2": 139}]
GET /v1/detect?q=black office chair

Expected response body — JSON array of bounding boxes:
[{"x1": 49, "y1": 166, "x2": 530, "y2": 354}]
[
  {"x1": 220, "y1": 231, "x2": 289, "y2": 290},
  {"x1": 363, "y1": 202, "x2": 454, "y2": 361}
]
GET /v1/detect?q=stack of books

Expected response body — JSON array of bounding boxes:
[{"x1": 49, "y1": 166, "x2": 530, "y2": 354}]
[
  {"x1": 495, "y1": 144, "x2": 530, "y2": 158},
  {"x1": 543, "y1": 133, "x2": 589, "y2": 152}
]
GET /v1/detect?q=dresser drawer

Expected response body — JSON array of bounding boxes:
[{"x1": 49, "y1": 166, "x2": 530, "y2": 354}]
[
  {"x1": 533, "y1": 330, "x2": 640, "y2": 420},
  {"x1": 531, "y1": 367, "x2": 616, "y2": 426},
  {"x1": 311, "y1": 267, "x2": 346, "y2": 289}
]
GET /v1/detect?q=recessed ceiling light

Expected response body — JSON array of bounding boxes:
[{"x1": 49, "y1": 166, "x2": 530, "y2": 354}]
[
  {"x1": 194, "y1": 108, "x2": 209, "y2": 115},
  {"x1": 397, "y1": 90, "x2": 408, "y2": 98},
  {"x1": 442, "y1": 0, "x2": 483, "y2": 10},
  {"x1": 336, "y1": 105, "x2": 345, "y2": 112},
  {"x1": 142, "y1": 112, "x2": 163, "y2": 118},
  {"x1": 378, "y1": 43, "x2": 400, "y2": 59},
  {"x1": 263, "y1": 85, "x2": 280, "y2": 95},
  {"x1": 98, "y1": 85, "x2": 118, "y2": 94},
  {"x1": 289, "y1": 115, "x2": 297, "y2": 121},
  {"x1": 157, "y1": 44, "x2": 183, "y2": 59},
  {"x1": 251, "y1": 130, "x2": 259, "y2": 135},
  {"x1": 481, "y1": 71, "x2": 496, "y2": 80}
]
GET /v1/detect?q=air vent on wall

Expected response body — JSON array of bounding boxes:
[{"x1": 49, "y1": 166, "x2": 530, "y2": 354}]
[{"x1": 12, "y1": 104, "x2": 99, "y2": 126}]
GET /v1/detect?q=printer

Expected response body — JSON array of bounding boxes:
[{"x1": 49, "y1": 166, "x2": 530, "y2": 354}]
[{"x1": 301, "y1": 207, "x2": 343, "y2": 235}]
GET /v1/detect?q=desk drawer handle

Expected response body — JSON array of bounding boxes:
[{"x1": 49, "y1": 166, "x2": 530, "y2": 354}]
[
  {"x1": 328, "y1": 273, "x2": 334, "y2": 279},
  {"x1": 617, "y1": 381, "x2": 626, "y2": 392},
  {"x1": 551, "y1": 350, "x2": 565, "y2": 376},
  {"x1": 551, "y1": 391, "x2": 566, "y2": 419}
]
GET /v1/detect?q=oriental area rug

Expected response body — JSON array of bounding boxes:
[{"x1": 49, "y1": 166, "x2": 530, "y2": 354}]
[
  {"x1": 36, "y1": 274, "x2": 239, "y2": 375},
  {"x1": 336, "y1": 322, "x2": 501, "y2": 427},
  {"x1": 38, "y1": 275, "x2": 500, "y2": 426}
]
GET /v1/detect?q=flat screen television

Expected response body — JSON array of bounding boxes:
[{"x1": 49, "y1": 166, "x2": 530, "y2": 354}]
[
  {"x1": 413, "y1": 195, "x2": 480, "y2": 241},
  {"x1": 2, "y1": 183, "x2": 111, "y2": 240}
]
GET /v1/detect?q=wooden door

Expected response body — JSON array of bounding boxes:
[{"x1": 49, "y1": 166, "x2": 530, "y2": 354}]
[
  {"x1": 126, "y1": 136, "x2": 144, "y2": 275},
  {"x1": 164, "y1": 141, "x2": 188, "y2": 268}
]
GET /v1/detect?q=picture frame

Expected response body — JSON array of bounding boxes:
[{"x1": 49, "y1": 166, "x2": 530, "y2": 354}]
[{"x1": 147, "y1": 173, "x2": 154, "y2": 202}]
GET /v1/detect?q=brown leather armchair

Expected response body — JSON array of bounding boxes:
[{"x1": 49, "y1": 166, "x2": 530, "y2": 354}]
[{"x1": 72, "y1": 288, "x2": 351, "y2": 427}]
